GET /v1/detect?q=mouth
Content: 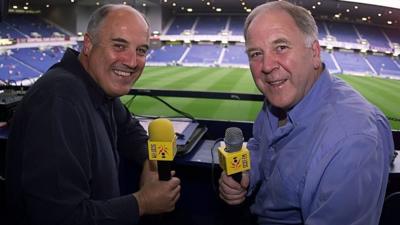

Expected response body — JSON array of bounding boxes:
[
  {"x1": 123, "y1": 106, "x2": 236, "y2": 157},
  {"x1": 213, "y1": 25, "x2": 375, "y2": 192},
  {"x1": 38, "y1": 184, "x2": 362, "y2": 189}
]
[
  {"x1": 267, "y1": 79, "x2": 288, "y2": 87},
  {"x1": 112, "y1": 69, "x2": 134, "y2": 77}
]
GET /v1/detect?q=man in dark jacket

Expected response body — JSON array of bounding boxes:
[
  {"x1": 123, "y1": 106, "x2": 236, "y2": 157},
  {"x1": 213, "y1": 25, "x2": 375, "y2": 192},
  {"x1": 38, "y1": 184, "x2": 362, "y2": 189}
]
[{"x1": 6, "y1": 4, "x2": 180, "y2": 225}]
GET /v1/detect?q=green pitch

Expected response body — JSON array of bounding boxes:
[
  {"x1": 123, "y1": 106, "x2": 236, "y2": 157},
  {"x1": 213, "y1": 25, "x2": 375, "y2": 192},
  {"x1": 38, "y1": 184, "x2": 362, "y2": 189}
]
[{"x1": 121, "y1": 66, "x2": 400, "y2": 130}]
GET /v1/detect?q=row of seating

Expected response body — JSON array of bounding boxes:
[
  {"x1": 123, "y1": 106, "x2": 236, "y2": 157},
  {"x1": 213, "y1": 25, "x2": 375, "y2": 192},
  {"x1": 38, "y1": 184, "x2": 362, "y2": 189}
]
[
  {"x1": 166, "y1": 16, "x2": 399, "y2": 50},
  {"x1": 147, "y1": 44, "x2": 400, "y2": 77},
  {"x1": 0, "y1": 46, "x2": 78, "y2": 83},
  {"x1": 1, "y1": 44, "x2": 399, "y2": 83},
  {"x1": 0, "y1": 14, "x2": 67, "y2": 39}
]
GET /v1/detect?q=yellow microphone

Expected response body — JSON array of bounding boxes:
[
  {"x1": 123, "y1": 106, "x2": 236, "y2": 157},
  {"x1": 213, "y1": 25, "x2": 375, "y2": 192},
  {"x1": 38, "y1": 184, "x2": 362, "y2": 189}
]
[
  {"x1": 147, "y1": 118, "x2": 177, "y2": 181},
  {"x1": 218, "y1": 127, "x2": 251, "y2": 183}
]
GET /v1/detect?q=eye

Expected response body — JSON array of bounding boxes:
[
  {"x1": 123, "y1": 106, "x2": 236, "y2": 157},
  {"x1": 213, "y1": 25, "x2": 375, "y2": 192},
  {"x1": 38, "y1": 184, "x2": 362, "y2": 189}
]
[
  {"x1": 137, "y1": 47, "x2": 148, "y2": 56},
  {"x1": 248, "y1": 51, "x2": 262, "y2": 59},
  {"x1": 276, "y1": 45, "x2": 288, "y2": 53},
  {"x1": 113, "y1": 43, "x2": 126, "y2": 51}
]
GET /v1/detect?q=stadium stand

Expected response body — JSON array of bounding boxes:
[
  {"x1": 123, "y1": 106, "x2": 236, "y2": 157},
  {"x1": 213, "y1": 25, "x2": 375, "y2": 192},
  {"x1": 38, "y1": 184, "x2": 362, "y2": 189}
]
[
  {"x1": 316, "y1": 20, "x2": 328, "y2": 40},
  {"x1": 0, "y1": 52, "x2": 41, "y2": 83},
  {"x1": 356, "y1": 24, "x2": 391, "y2": 50},
  {"x1": 325, "y1": 21, "x2": 359, "y2": 43},
  {"x1": 147, "y1": 44, "x2": 187, "y2": 65},
  {"x1": 183, "y1": 44, "x2": 222, "y2": 65},
  {"x1": 321, "y1": 50, "x2": 341, "y2": 74},
  {"x1": 194, "y1": 15, "x2": 228, "y2": 35},
  {"x1": 11, "y1": 47, "x2": 63, "y2": 73},
  {"x1": 383, "y1": 27, "x2": 400, "y2": 45},
  {"x1": 165, "y1": 15, "x2": 197, "y2": 35},
  {"x1": 0, "y1": 21, "x2": 26, "y2": 39},
  {"x1": 221, "y1": 44, "x2": 248, "y2": 66},
  {"x1": 333, "y1": 50, "x2": 375, "y2": 75},
  {"x1": 366, "y1": 54, "x2": 400, "y2": 77},
  {"x1": 228, "y1": 16, "x2": 246, "y2": 36},
  {"x1": 4, "y1": 14, "x2": 66, "y2": 38},
  {"x1": 0, "y1": 12, "x2": 399, "y2": 82}
]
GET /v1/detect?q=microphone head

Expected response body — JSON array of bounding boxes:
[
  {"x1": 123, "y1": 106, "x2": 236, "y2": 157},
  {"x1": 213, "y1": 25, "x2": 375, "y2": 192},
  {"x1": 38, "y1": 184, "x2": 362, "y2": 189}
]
[
  {"x1": 148, "y1": 118, "x2": 175, "y2": 141},
  {"x1": 224, "y1": 127, "x2": 244, "y2": 152}
]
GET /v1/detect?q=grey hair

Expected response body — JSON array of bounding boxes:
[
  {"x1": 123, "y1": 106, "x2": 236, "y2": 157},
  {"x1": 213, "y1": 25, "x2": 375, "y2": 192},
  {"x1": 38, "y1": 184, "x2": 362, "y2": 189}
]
[
  {"x1": 86, "y1": 4, "x2": 149, "y2": 44},
  {"x1": 244, "y1": 1, "x2": 318, "y2": 47}
]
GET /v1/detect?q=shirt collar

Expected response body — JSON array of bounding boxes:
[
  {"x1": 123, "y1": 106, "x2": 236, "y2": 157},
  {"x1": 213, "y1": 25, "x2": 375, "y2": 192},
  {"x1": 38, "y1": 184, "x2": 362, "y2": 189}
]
[
  {"x1": 56, "y1": 48, "x2": 113, "y2": 108},
  {"x1": 265, "y1": 65, "x2": 331, "y2": 128},
  {"x1": 288, "y1": 65, "x2": 331, "y2": 125}
]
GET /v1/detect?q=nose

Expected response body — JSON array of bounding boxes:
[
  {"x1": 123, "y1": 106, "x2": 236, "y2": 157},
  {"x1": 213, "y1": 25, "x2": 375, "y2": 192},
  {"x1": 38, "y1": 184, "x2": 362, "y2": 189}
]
[
  {"x1": 123, "y1": 48, "x2": 138, "y2": 69},
  {"x1": 261, "y1": 52, "x2": 279, "y2": 74}
]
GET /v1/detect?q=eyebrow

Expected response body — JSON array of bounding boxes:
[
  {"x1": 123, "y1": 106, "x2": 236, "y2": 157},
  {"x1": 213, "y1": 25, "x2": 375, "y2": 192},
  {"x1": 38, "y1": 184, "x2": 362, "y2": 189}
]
[
  {"x1": 111, "y1": 38, "x2": 128, "y2": 44},
  {"x1": 245, "y1": 37, "x2": 291, "y2": 53},
  {"x1": 272, "y1": 38, "x2": 290, "y2": 45},
  {"x1": 111, "y1": 38, "x2": 149, "y2": 50},
  {"x1": 245, "y1": 47, "x2": 260, "y2": 55}
]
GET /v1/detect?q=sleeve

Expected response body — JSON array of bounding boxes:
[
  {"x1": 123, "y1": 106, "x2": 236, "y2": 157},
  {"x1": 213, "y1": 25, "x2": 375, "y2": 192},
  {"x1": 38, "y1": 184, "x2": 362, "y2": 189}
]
[
  {"x1": 302, "y1": 133, "x2": 391, "y2": 225},
  {"x1": 21, "y1": 96, "x2": 140, "y2": 225},
  {"x1": 114, "y1": 99, "x2": 148, "y2": 167}
]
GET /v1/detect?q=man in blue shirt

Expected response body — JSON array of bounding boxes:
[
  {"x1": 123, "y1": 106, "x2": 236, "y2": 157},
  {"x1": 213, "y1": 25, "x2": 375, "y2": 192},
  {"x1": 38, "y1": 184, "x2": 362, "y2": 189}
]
[{"x1": 218, "y1": 1, "x2": 394, "y2": 224}]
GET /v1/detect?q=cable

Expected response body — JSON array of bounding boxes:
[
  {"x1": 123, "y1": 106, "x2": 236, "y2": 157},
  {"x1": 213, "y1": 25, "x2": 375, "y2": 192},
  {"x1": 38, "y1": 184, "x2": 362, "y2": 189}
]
[
  {"x1": 124, "y1": 94, "x2": 196, "y2": 122},
  {"x1": 148, "y1": 95, "x2": 196, "y2": 121},
  {"x1": 211, "y1": 138, "x2": 224, "y2": 197}
]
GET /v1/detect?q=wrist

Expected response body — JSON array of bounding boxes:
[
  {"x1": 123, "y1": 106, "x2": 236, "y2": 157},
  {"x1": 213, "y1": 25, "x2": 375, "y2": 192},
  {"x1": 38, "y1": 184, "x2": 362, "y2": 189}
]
[{"x1": 133, "y1": 192, "x2": 146, "y2": 216}]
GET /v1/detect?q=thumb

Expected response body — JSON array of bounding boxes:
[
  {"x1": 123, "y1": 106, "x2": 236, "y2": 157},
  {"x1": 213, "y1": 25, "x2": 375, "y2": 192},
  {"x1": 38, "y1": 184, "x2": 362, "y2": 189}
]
[{"x1": 240, "y1": 172, "x2": 250, "y2": 189}]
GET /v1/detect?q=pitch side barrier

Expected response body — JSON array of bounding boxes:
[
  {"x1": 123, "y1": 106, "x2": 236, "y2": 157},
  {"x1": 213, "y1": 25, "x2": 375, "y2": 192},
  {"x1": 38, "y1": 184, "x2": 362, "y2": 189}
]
[{"x1": 128, "y1": 88, "x2": 399, "y2": 150}]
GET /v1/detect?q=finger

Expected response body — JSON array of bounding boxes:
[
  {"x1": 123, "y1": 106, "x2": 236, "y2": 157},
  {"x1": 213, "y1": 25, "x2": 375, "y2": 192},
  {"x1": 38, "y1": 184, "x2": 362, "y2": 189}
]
[
  {"x1": 219, "y1": 193, "x2": 246, "y2": 205},
  {"x1": 172, "y1": 191, "x2": 181, "y2": 204},
  {"x1": 169, "y1": 177, "x2": 181, "y2": 186},
  {"x1": 219, "y1": 179, "x2": 245, "y2": 195},
  {"x1": 221, "y1": 172, "x2": 242, "y2": 189},
  {"x1": 240, "y1": 172, "x2": 250, "y2": 189},
  {"x1": 219, "y1": 184, "x2": 246, "y2": 199}
]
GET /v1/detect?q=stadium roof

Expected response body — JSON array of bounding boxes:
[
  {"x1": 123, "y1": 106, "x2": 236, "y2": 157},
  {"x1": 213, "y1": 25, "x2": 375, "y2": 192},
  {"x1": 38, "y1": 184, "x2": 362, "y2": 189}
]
[{"x1": 7, "y1": 0, "x2": 400, "y2": 29}]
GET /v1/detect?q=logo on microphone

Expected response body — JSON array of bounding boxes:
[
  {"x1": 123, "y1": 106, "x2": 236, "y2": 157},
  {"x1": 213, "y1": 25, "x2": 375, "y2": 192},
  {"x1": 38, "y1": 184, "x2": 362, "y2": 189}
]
[
  {"x1": 148, "y1": 140, "x2": 176, "y2": 161},
  {"x1": 230, "y1": 157, "x2": 241, "y2": 169},
  {"x1": 150, "y1": 144, "x2": 157, "y2": 159},
  {"x1": 158, "y1": 144, "x2": 169, "y2": 158}
]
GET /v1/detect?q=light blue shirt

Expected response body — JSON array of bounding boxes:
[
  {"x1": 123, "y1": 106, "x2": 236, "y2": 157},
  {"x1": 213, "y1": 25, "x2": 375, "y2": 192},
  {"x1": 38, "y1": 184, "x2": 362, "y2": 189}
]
[{"x1": 247, "y1": 69, "x2": 394, "y2": 225}]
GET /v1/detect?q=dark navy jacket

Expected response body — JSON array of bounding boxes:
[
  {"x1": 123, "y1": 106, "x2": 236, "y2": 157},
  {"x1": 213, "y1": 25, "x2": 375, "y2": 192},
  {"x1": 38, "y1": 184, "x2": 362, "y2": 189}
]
[{"x1": 6, "y1": 48, "x2": 148, "y2": 225}]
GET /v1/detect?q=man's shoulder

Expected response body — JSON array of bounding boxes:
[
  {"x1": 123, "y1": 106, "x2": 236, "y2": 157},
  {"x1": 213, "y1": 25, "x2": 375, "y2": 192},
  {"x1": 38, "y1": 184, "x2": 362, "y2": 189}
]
[{"x1": 30, "y1": 67, "x2": 87, "y2": 99}]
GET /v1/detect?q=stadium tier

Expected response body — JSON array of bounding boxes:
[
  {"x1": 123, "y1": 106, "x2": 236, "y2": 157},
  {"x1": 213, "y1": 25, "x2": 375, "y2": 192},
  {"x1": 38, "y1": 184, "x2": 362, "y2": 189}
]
[
  {"x1": 2, "y1": 44, "x2": 400, "y2": 82},
  {"x1": 0, "y1": 54, "x2": 41, "y2": 83},
  {"x1": 333, "y1": 50, "x2": 375, "y2": 75},
  {"x1": 0, "y1": 13, "x2": 398, "y2": 82},
  {"x1": 228, "y1": 16, "x2": 246, "y2": 36},
  {"x1": 356, "y1": 24, "x2": 391, "y2": 49},
  {"x1": 1, "y1": 14, "x2": 67, "y2": 38}
]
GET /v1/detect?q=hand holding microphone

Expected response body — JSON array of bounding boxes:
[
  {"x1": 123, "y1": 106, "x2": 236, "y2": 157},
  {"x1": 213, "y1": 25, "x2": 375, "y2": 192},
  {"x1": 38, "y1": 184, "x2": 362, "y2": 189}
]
[
  {"x1": 218, "y1": 127, "x2": 251, "y2": 183},
  {"x1": 147, "y1": 118, "x2": 177, "y2": 180},
  {"x1": 133, "y1": 118, "x2": 181, "y2": 215},
  {"x1": 134, "y1": 160, "x2": 181, "y2": 215},
  {"x1": 218, "y1": 127, "x2": 251, "y2": 205}
]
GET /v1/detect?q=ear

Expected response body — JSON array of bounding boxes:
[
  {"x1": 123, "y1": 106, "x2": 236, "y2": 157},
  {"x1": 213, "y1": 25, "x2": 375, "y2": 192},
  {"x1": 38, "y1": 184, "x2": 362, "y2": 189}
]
[
  {"x1": 311, "y1": 40, "x2": 322, "y2": 69},
  {"x1": 82, "y1": 33, "x2": 93, "y2": 56}
]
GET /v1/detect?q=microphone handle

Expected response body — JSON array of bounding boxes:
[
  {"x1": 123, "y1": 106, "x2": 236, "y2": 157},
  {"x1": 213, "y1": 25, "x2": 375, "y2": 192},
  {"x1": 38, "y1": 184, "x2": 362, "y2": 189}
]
[
  {"x1": 231, "y1": 172, "x2": 242, "y2": 184},
  {"x1": 158, "y1": 161, "x2": 172, "y2": 181}
]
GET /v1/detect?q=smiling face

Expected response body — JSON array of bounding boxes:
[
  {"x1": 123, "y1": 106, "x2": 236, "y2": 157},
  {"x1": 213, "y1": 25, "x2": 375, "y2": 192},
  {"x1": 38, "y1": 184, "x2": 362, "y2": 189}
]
[
  {"x1": 81, "y1": 6, "x2": 149, "y2": 97},
  {"x1": 246, "y1": 9, "x2": 321, "y2": 111}
]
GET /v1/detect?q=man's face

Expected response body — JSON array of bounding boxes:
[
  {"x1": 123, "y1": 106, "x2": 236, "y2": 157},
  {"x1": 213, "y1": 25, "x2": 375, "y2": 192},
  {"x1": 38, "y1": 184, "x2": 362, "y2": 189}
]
[
  {"x1": 83, "y1": 8, "x2": 149, "y2": 97},
  {"x1": 246, "y1": 9, "x2": 321, "y2": 110}
]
